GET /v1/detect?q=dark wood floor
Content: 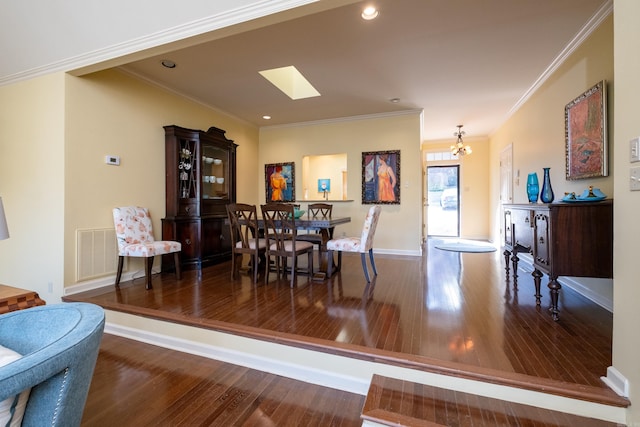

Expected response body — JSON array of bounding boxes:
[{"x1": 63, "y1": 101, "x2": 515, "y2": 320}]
[
  {"x1": 83, "y1": 334, "x2": 365, "y2": 426},
  {"x1": 66, "y1": 239, "x2": 621, "y2": 405}
]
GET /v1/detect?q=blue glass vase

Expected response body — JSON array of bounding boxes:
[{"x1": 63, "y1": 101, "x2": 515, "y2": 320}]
[
  {"x1": 540, "y1": 167, "x2": 554, "y2": 203},
  {"x1": 526, "y1": 173, "x2": 539, "y2": 203}
]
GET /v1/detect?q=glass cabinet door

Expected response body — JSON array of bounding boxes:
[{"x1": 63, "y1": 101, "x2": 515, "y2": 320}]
[{"x1": 201, "y1": 144, "x2": 229, "y2": 200}]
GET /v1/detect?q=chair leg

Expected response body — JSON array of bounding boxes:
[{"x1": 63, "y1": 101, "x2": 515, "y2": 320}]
[
  {"x1": 327, "y1": 250, "x2": 334, "y2": 277},
  {"x1": 264, "y1": 254, "x2": 270, "y2": 284},
  {"x1": 290, "y1": 256, "x2": 297, "y2": 288},
  {"x1": 115, "y1": 256, "x2": 124, "y2": 287},
  {"x1": 174, "y1": 252, "x2": 182, "y2": 280},
  {"x1": 308, "y1": 251, "x2": 314, "y2": 279},
  {"x1": 252, "y1": 253, "x2": 258, "y2": 284},
  {"x1": 230, "y1": 252, "x2": 237, "y2": 280},
  {"x1": 360, "y1": 253, "x2": 371, "y2": 283},
  {"x1": 369, "y1": 248, "x2": 377, "y2": 277},
  {"x1": 337, "y1": 251, "x2": 342, "y2": 272},
  {"x1": 144, "y1": 257, "x2": 154, "y2": 290}
]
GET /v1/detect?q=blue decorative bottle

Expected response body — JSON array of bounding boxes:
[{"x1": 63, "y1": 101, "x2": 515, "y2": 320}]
[
  {"x1": 540, "y1": 167, "x2": 554, "y2": 203},
  {"x1": 526, "y1": 173, "x2": 539, "y2": 203}
]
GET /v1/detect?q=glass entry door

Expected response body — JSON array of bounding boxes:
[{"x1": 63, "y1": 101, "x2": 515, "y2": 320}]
[{"x1": 427, "y1": 165, "x2": 459, "y2": 237}]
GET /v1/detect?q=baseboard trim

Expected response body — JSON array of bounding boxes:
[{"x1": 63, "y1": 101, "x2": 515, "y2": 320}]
[
  {"x1": 601, "y1": 366, "x2": 629, "y2": 397},
  {"x1": 514, "y1": 253, "x2": 613, "y2": 313}
]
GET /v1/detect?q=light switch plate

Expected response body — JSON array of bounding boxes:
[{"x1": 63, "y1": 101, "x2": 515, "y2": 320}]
[
  {"x1": 630, "y1": 138, "x2": 640, "y2": 162},
  {"x1": 631, "y1": 166, "x2": 640, "y2": 191}
]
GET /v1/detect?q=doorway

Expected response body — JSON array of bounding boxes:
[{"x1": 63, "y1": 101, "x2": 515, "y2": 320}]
[{"x1": 427, "y1": 165, "x2": 460, "y2": 237}]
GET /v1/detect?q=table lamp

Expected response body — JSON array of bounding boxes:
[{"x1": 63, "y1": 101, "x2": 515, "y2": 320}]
[{"x1": 0, "y1": 197, "x2": 9, "y2": 240}]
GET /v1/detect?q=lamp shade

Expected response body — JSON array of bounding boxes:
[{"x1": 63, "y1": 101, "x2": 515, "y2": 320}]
[{"x1": 0, "y1": 197, "x2": 9, "y2": 240}]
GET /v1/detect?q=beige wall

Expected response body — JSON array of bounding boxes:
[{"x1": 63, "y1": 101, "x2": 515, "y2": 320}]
[
  {"x1": 489, "y1": 15, "x2": 614, "y2": 243},
  {"x1": 0, "y1": 69, "x2": 259, "y2": 301},
  {"x1": 422, "y1": 137, "x2": 491, "y2": 240},
  {"x1": 259, "y1": 112, "x2": 423, "y2": 254},
  {"x1": 613, "y1": 0, "x2": 640, "y2": 423},
  {"x1": 63, "y1": 69, "x2": 260, "y2": 287},
  {"x1": 0, "y1": 73, "x2": 66, "y2": 302}
]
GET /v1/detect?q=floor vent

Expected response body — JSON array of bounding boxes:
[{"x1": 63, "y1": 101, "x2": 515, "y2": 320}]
[{"x1": 76, "y1": 228, "x2": 118, "y2": 281}]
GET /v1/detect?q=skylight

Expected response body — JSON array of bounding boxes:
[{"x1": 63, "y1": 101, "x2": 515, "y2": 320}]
[{"x1": 259, "y1": 65, "x2": 320, "y2": 100}]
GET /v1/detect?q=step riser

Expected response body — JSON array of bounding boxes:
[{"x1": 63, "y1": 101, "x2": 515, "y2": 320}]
[{"x1": 104, "y1": 310, "x2": 627, "y2": 424}]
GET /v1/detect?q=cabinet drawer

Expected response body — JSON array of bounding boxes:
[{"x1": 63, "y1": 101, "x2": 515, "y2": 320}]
[{"x1": 178, "y1": 202, "x2": 198, "y2": 217}]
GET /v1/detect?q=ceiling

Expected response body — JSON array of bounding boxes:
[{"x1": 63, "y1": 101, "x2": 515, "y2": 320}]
[{"x1": 118, "y1": 0, "x2": 608, "y2": 141}]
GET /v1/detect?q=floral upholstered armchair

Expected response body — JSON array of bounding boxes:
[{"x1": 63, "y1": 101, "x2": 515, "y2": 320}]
[
  {"x1": 326, "y1": 205, "x2": 381, "y2": 283},
  {"x1": 112, "y1": 206, "x2": 181, "y2": 290}
]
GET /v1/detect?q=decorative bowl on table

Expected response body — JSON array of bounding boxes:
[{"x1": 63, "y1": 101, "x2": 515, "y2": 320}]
[
  {"x1": 293, "y1": 209, "x2": 305, "y2": 219},
  {"x1": 561, "y1": 186, "x2": 606, "y2": 202}
]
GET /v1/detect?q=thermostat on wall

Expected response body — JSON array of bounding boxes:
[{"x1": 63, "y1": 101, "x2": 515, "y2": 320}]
[{"x1": 105, "y1": 155, "x2": 120, "y2": 166}]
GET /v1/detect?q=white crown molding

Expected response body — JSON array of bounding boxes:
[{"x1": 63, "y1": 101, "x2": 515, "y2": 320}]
[
  {"x1": 0, "y1": 0, "x2": 319, "y2": 87},
  {"x1": 491, "y1": 0, "x2": 613, "y2": 136}
]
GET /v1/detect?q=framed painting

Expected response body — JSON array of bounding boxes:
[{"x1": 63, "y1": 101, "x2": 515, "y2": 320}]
[
  {"x1": 565, "y1": 80, "x2": 608, "y2": 180},
  {"x1": 265, "y1": 162, "x2": 295, "y2": 202},
  {"x1": 362, "y1": 150, "x2": 400, "y2": 204}
]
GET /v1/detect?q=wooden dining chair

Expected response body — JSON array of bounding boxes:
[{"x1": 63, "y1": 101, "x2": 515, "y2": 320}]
[
  {"x1": 260, "y1": 203, "x2": 314, "y2": 287},
  {"x1": 226, "y1": 203, "x2": 267, "y2": 284},
  {"x1": 326, "y1": 205, "x2": 381, "y2": 283},
  {"x1": 297, "y1": 203, "x2": 333, "y2": 264}
]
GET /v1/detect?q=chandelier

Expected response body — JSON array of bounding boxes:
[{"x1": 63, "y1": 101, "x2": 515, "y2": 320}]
[{"x1": 450, "y1": 125, "x2": 472, "y2": 156}]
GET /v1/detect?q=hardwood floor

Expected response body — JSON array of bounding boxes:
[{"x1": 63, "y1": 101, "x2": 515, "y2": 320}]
[
  {"x1": 84, "y1": 334, "x2": 365, "y2": 426},
  {"x1": 66, "y1": 239, "x2": 621, "y2": 407}
]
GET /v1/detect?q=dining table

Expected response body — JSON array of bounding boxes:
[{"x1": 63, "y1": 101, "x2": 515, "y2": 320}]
[{"x1": 255, "y1": 216, "x2": 351, "y2": 280}]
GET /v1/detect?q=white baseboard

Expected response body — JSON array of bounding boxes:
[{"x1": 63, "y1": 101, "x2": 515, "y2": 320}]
[
  {"x1": 601, "y1": 366, "x2": 629, "y2": 397},
  {"x1": 513, "y1": 254, "x2": 613, "y2": 313}
]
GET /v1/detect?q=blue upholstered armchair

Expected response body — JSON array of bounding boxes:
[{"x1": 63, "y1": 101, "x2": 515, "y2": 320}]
[{"x1": 0, "y1": 303, "x2": 105, "y2": 427}]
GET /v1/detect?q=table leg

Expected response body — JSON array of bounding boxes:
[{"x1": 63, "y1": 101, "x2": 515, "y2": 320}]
[
  {"x1": 548, "y1": 276, "x2": 561, "y2": 321},
  {"x1": 532, "y1": 268, "x2": 542, "y2": 306},
  {"x1": 503, "y1": 249, "x2": 511, "y2": 279}
]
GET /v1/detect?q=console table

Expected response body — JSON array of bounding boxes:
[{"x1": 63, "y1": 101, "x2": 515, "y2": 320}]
[
  {"x1": 0, "y1": 284, "x2": 46, "y2": 314},
  {"x1": 502, "y1": 200, "x2": 613, "y2": 320}
]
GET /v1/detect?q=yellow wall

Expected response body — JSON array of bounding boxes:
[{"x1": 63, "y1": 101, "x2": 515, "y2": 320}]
[
  {"x1": 489, "y1": 15, "x2": 614, "y2": 243},
  {"x1": 259, "y1": 113, "x2": 423, "y2": 254},
  {"x1": 302, "y1": 154, "x2": 348, "y2": 200},
  {"x1": 613, "y1": 0, "x2": 640, "y2": 423},
  {"x1": 422, "y1": 137, "x2": 491, "y2": 240},
  {"x1": 63, "y1": 69, "x2": 259, "y2": 286},
  {"x1": 0, "y1": 73, "x2": 66, "y2": 301}
]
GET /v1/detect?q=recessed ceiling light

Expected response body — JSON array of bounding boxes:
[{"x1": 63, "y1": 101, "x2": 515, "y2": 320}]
[
  {"x1": 262, "y1": 115, "x2": 271, "y2": 120},
  {"x1": 390, "y1": 98, "x2": 400, "y2": 103},
  {"x1": 361, "y1": 6, "x2": 379, "y2": 20},
  {"x1": 161, "y1": 60, "x2": 176, "y2": 69}
]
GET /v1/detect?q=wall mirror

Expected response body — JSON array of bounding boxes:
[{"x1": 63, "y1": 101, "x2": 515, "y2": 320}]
[{"x1": 302, "y1": 154, "x2": 347, "y2": 200}]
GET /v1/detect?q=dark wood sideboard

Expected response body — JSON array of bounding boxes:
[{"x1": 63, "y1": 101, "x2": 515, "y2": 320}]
[{"x1": 502, "y1": 200, "x2": 613, "y2": 320}]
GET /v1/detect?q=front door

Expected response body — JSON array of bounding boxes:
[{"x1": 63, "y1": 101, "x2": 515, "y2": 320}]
[{"x1": 427, "y1": 165, "x2": 460, "y2": 237}]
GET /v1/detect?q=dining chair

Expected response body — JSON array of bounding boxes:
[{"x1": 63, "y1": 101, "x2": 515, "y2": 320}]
[
  {"x1": 261, "y1": 203, "x2": 314, "y2": 287},
  {"x1": 297, "y1": 203, "x2": 333, "y2": 263},
  {"x1": 326, "y1": 205, "x2": 381, "y2": 283},
  {"x1": 226, "y1": 203, "x2": 267, "y2": 284},
  {"x1": 112, "y1": 206, "x2": 182, "y2": 290}
]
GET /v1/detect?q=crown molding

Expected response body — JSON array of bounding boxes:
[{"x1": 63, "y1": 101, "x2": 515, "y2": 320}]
[{"x1": 0, "y1": 0, "x2": 320, "y2": 87}]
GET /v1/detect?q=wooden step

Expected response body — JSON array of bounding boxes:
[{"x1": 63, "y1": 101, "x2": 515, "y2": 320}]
[{"x1": 361, "y1": 375, "x2": 625, "y2": 427}]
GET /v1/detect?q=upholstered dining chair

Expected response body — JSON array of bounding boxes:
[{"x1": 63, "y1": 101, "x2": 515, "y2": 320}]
[
  {"x1": 112, "y1": 206, "x2": 181, "y2": 290},
  {"x1": 261, "y1": 203, "x2": 314, "y2": 287},
  {"x1": 327, "y1": 205, "x2": 381, "y2": 283},
  {"x1": 226, "y1": 203, "x2": 267, "y2": 284},
  {"x1": 0, "y1": 302, "x2": 105, "y2": 427}
]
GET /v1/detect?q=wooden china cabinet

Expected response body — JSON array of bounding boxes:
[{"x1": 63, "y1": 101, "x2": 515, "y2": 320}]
[
  {"x1": 502, "y1": 200, "x2": 613, "y2": 320},
  {"x1": 162, "y1": 125, "x2": 237, "y2": 270}
]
